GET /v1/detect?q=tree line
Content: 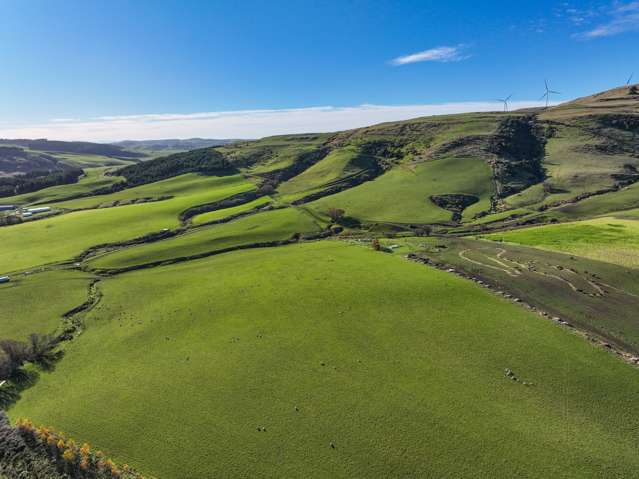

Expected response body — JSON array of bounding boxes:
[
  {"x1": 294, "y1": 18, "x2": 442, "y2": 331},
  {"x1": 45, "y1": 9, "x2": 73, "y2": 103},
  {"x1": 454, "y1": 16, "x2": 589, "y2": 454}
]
[{"x1": 0, "y1": 168, "x2": 83, "y2": 198}]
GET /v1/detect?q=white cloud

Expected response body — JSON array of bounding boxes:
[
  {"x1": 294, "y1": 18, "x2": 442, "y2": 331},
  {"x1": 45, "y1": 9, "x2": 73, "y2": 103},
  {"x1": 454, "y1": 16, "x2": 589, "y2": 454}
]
[
  {"x1": 0, "y1": 101, "x2": 555, "y2": 143},
  {"x1": 579, "y1": 1, "x2": 639, "y2": 38},
  {"x1": 390, "y1": 45, "x2": 469, "y2": 65}
]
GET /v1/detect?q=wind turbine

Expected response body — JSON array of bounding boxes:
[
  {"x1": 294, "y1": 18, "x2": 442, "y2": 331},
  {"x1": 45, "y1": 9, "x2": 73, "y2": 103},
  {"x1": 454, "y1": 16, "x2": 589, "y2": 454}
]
[
  {"x1": 540, "y1": 79, "x2": 560, "y2": 108},
  {"x1": 496, "y1": 94, "x2": 513, "y2": 112},
  {"x1": 627, "y1": 73, "x2": 634, "y2": 85}
]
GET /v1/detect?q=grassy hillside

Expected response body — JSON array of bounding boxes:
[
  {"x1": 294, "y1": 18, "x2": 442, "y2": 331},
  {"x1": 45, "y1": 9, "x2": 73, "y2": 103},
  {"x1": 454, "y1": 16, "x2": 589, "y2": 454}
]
[
  {"x1": 90, "y1": 207, "x2": 323, "y2": 270},
  {"x1": 0, "y1": 174, "x2": 254, "y2": 273},
  {"x1": 484, "y1": 217, "x2": 639, "y2": 268},
  {"x1": 0, "y1": 270, "x2": 93, "y2": 341},
  {"x1": 2, "y1": 167, "x2": 123, "y2": 206},
  {"x1": 308, "y1": 156, "x2": 494, "y2": 224},
  {"x1": 0, "y1": 140, "x2": 144, "y2": 176},
  {"x1": 3, "y1": 85, "x2": 639, "y2": 479},
  {"x1": 388, "y1": 236, "x2": 639, "y2": 353},
  {"x1": 10, "y1": 242, "x2": 639, "y2": 478},
  {"x1": 191, "y1": 196, "x2": 272, "y2": 225}
]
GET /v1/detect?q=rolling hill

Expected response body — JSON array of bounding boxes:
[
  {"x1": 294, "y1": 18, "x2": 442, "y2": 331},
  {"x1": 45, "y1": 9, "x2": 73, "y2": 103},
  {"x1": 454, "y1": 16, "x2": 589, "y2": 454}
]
[{"x1": 1, "y1": 84, "x2": 639, "y2": 478}]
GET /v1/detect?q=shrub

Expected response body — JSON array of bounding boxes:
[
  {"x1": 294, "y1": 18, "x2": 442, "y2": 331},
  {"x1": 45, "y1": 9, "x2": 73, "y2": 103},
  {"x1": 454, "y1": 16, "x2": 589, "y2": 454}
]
[
  {"x1": 26, "y1": 334, "x2": 62, "y2": 371},
  {"x1": 257, "y1": 182, "x2": 276, "y2": 195},
  {"x1": 327, "y1": 208, "x2": 345, "y2": 223},
  {"x1": 415, "y1": 225, "x2": 432, "y2": 237},
  {"x1": 0, "y1": 334, "x2": 63, "y2": 382}
]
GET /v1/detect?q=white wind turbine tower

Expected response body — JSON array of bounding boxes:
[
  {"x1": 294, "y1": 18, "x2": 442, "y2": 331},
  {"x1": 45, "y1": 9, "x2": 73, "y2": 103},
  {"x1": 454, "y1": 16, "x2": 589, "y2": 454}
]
[
  {"x1": 540, "y1": 79, "x2": 560, "y2": 108},
  {"x1": 496, "y1": 94, "x2": 513, "y2": 112}
]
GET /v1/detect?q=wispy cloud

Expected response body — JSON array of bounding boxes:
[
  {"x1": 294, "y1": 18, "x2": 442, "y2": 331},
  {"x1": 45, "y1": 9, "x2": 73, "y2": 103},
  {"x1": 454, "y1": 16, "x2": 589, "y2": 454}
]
[
  {"x1": 577, "y1": 1, "x2": 639, "y2": 38},
  {"x1": 0, "y1": 101, "x2": 555, "y2": 143},
  {"x1": 390, "y1": 45, "x2": 469, "y2": 65}
]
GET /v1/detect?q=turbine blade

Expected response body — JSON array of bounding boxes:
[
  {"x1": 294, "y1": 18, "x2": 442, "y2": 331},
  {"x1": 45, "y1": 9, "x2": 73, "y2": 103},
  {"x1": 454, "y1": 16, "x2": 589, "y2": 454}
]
[
  {"x1": 549, "y1": 90, "x2": 561, "y2": 94},
  {"x1": 539, "y1": 93, "x2": 548, "y2": 101},
  {"x1": 545, "y1": 79, "x2": 549, "y2": 89},
  {"x1": 628, "y1": 73, "x2": 634, "y2": 85},
  {"x1": 506, "y1": 94, "x2": 513, "y2": 101}
]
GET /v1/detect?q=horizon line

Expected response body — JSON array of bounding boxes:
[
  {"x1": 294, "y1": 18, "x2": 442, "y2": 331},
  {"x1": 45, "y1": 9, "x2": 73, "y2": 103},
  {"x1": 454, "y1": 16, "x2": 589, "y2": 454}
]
[{"x1": 0, "y1": 100, "x2": 561, "y2": 143}]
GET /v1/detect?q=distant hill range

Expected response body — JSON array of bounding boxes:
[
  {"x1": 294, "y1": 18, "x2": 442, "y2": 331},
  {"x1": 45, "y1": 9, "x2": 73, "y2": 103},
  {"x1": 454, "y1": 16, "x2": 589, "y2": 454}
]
[
  {"x1": 112, "y1": 138, "x2": 238, "y2": 153},
  {"x1": 0, "y1": 138, "x2": 237, "y2": 177},
  {"x1": 0, "y1": 139, "x2": 144, "y2": 159},
  {"x1": 0, "y1": 147, "x2": 65, "y2": 176}
]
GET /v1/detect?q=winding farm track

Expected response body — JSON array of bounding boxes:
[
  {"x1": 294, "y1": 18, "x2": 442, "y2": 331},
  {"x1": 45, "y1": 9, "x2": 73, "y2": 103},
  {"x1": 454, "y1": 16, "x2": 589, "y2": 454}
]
[
  {"x1": 598, "y1": 281, "x2": 639, "y2": 300},
  {"x1": 458, "y1": 249, "x2": 520, "y2": 277},
  {"x1": 459, "y1": 245, "x2": 639, "y2": 301},
  {"x1": 459, "y1": 247, "x2": 599, "y2": 295}
]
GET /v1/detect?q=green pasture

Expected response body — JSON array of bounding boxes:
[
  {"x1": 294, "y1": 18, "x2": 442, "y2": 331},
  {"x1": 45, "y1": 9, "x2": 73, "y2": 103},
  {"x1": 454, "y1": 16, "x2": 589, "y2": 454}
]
[
  {"x1": 308, "y1": 156, "x2": 494, "y2": 224},
  {"x1": 53, "y1": 173, "x2": 253, "y2": 210},
  {"x1": 0, "y1": 270, "x2": 94, "y2": 341},
  {"x1": 90, "y1": 207, "x2": 322, "y2": 270},
  {"x1": 505, "y1": 122, "x2": 638, "y2": 210},
  {"x1": 191, "y1": 196, "x2": 272, "y2": 225},
  {"x1": 0, "y1": 174, "x2": 255, "y2": 272},
  {"x1": 54, "y1": 153, "x2": 136, "y2": 168},
  {"x1": 218, "y1": 134, "x2": 331, "y2": 175},
  {"x1": 484, "y1": 217, "x2": 639, "y2": 268},
  {"x1": 552, "y1": 183, "x2": 639, "y2": 221},
  {"x1": 387, "y1": 236, "x2": 639, "y2": 353},
  {"x1": 10, "y1": 242, "x2": 639, "y2": 478},
  {"x1": 1, "y1": 167, "x2": 123, "y2": 206},
  {"x1": 277, "y1": 146, "x2": 368, "y2": 201}
]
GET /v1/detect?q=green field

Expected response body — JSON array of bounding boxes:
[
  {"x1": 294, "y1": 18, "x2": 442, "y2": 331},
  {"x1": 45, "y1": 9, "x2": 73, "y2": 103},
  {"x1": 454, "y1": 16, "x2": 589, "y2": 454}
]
[
  {"x1": 0, "y1": 174, "x2": 255, "y2": 273},
  {"x1": 218, "y1": 133, "x2": 331, "y2": 175},
  {"x1": 53, "y1": 153, "x2": 137, "y2": 168},
  {"x1": 484, "y1": 217, "x2": 639, "y2": 268},
  {"x1": 1, "y1": 167, "x2": 123, "y2": 206},
  {"x1": 3, "y1": 85, "x2": 639, "y2": 478},
  {"x1": 0, "y1": 270, "x2": 94, "y2": 341},
  {"x1": 191, "y1": 196, "x2": 272, "y2": 225},
  {"x1": 90, "y1": 207, "x2": 323, "y2": 270},
  {"x1": 387, "y1": 236, "x2": 639, "y2": 353},
  {"x1": 10, "y1": 242, "x2": 639, "y2": 478},
  {"x1": 308, "y1": 156, "x2": 494, "y2": 224},
  {"x1": 276, "y1": 146, "x2": 372, "y2": 202},
  {"x1": 550, "y1": 183, "x2": 639, "y2": 221},
  {"x1": 53, "y1": 173, "x2": 253, "y2": 210}
]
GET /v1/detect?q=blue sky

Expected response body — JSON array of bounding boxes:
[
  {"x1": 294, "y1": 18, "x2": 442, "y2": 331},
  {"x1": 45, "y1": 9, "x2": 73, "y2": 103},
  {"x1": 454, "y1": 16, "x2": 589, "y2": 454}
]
[{"x1": 1, "y1": 0, "x2": 638, "y2": 140}]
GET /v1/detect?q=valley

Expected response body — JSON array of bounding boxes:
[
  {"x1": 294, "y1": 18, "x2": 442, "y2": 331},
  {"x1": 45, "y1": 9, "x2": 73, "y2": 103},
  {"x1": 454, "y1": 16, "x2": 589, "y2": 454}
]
[{"x1": 2, "y1": 84, "x2": 639, "y2": 478}]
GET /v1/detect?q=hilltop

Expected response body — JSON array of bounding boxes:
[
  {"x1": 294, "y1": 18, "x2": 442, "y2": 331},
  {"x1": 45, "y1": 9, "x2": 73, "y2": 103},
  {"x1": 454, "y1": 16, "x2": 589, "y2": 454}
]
[{"x1": 124, "y1": 83, "x2": 638, "y2": 230}]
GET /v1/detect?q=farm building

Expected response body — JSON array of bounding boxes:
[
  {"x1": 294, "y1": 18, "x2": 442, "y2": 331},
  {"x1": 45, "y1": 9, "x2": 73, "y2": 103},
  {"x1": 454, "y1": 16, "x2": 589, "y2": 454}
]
[
  {"x1": 26, "y1": 207, "x2": 51, "y2": 214},
  {"x1": 0, "y1": 276, "x2": 10, "y2": 284},
  {"x1": 0, "y1": 205, "x2": 15, "y2": 212}
]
